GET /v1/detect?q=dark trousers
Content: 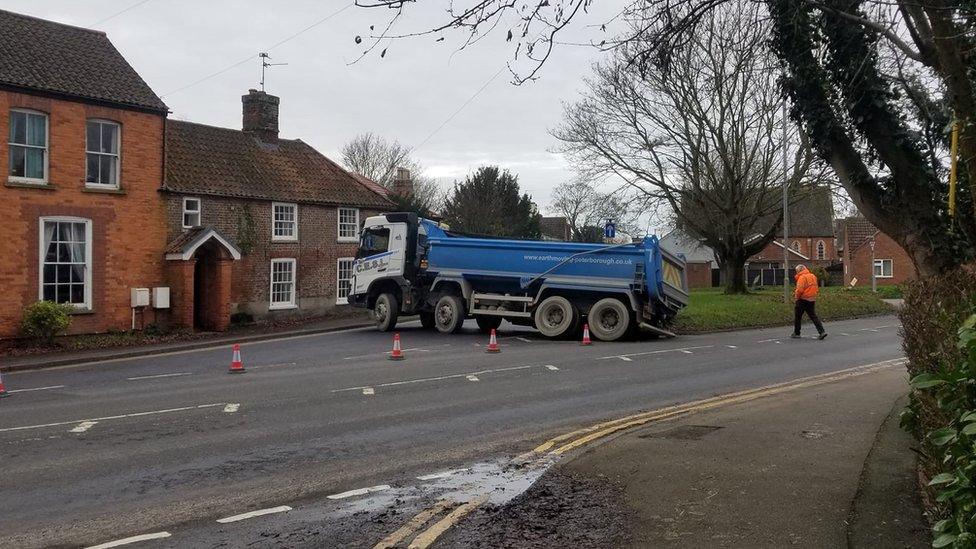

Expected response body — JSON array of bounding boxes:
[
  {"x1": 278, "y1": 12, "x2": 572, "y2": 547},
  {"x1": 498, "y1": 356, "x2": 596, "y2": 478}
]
[{"x1": 794, "y1": 299, "x2": 825, "y2": 335}]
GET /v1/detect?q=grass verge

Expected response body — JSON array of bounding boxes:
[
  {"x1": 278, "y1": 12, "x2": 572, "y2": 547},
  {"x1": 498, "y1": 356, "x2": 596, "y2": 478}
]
[{"x1": 672, "y1": 287, "x2": 894, "y2": 334}]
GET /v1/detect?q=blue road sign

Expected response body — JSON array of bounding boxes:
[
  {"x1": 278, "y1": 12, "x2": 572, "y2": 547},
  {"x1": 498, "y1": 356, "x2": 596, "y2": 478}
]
[{"x1": 604, "y1": 220, "x2": 616, "y2": 239}]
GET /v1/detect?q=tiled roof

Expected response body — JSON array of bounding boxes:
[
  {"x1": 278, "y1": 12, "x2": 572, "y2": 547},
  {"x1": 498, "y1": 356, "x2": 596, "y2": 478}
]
[
  {"x1": 787, "y1": 186, "x2": 835, "y2": 236},
  {"x1": 163, "y1": 120, "x2": 395, "y2": 209},
  {"x1": 841, "y1": 216, "x2": 878, "y2": 253},
  {"x1": 351, "y1": 173, "x2": 390, "y2": 199},
  {"x1": 0, "y1": 9, "x2": 167, "y2": 113}
]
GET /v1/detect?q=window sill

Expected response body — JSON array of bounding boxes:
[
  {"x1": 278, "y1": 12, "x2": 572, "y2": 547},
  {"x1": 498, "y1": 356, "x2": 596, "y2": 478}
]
[
  {"x1": 68, "y1": 308, "x2": 95, "y2": 315},
  {"x1": 6, "y1": 180, "x2": 55, "y2": 190},
  {"x1": 271, "y1": 238, "x2": 299, "y2": 243},
  {"x1": 337, "y1": 237, "x2": 360, "y2": 243},
  {"x1": 336, "y1": 298, "x2": 349, "y2": 306},
  {"x1": 269, "y1": 303, "x2": 298, "y2": 311},
  {"x1": 82, "y1": 186, "x2": 125, "y2": 195}
]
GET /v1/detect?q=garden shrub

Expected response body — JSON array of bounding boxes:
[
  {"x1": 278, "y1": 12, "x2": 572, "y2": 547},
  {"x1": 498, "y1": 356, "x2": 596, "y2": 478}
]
[
  {"x1": 231, "y1": 312, "x2": 254, "y2": 326},
  {"x1": 811, "y1": 266, "x2": 829, "y2": 287},
  {"x1": 21, "y1": 300, "x2": 73, "y2": 345}
]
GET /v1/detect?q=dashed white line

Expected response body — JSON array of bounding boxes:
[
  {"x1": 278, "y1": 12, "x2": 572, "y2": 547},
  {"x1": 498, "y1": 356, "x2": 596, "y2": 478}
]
[
  {"x1": 216, "y1": 505, "x2": 292, "y2": 523},
  {"x1": 362, "y1": 387, "x2": 375, "y2": 396},
  {"x1": 0, "y1": 403, "x2": 230, "y2": 433},
  {"x1": 680, "y1": 350, "x2": 693, "y2": 354},
  {"x1": 619, "y1": 356, "x2": 633, "y2": 362},
  {"x1": 223, "y1": 403, "x2": 240, "y2": 413},
  {"x1": 69, "y1": 421, "x2": 97, "y2": 433},
  {"x1": 757, "y1": 338, "x2": 780, "y2": 343},
  {"x1": 7, "y1": 385, "x2": 65, "y2": 393},
  {"x1": 840, "y1": 332, "x2": 852, "y2": 336},
  {"x1": 516, "y1": 337, "x2": 533, "y2": 343},
  {"x1": 545, "y1": 365, "x2": 560, "y2": 371},
  {"x1": 327, "y1": 484, "x2": 391, "y2": 500},
  {"x1": 597, "y1": 345, "x2": 714, "y2": 361},
  {"x1": 417, "y1": 469, "x2": 469, "y2": 481},
  {"x1": 860, "y1": 328, "x2": 880, "y2": 332},
  {"x1": 85, "y1": 531, "x2": 171, "y2": 548},
  {"x1": 726, "y1": 345, "x2": 738, "y2": 349},
  {"x1": 466, "y1": 375, "x2": 480, "y2": 382},
  {"x1": 248, "y1": 362, "x2": 297, "y2": 370},
  {"x1": 126, "y1": 372, "x2": 192, "y2": 381},
  {"x1": 332, "y1": 365, "x2": 537, "y2": 393}
]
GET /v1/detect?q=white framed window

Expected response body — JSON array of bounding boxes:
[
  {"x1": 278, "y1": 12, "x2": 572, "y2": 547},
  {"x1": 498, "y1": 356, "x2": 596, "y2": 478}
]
[
  {"x1": 336, "y1": 257, "x2": 354, "y2": 305},
  {"x1": 874, "y1": 259, "x2": 893, "y2": 278},
  {"x1": 39, "y1": 217, "x2": 92, "y2": 309},
  {"x1": 338, "y1": 207, "x2": 360, "y2": 242},
  {"x1": 269, "y1": 258, "x2": 296, "y2": 309},
  {"x1": 272, "y1": 202, "x2": 298, "y2": 241},
  {"x1": 791, "y1": 240, "x2": 801, "y2": 252},
  {"x1": 85, "y1": 119, "x2": 120, "y2": 188},
  {"x1": 9, "y1": 109, "x2": 48, "y2": 183},
  {"x1": 182, "y1": 197, "x2": 201, "y2": 228},
  {"x1": 816, "y1": 240, "x2": 826, "y2": 260}
]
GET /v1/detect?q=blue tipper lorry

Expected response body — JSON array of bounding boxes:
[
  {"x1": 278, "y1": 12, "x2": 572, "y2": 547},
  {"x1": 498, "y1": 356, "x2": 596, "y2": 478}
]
[{"x1": 348, "y1": 213, "x2": 688, "y2": 341}]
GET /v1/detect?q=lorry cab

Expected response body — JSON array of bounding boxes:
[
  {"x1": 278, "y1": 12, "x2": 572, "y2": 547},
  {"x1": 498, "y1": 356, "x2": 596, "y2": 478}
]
[{"x1": 348, "y1": 213, "x2": 423, "y2": 328}]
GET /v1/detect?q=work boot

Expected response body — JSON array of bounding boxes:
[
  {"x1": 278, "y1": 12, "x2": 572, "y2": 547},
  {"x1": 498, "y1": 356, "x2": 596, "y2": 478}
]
[
  {"x1": 790, "y1": 333, "x2": 801, "y2": 339},
  {"x1": 818, "y1": 332, "x2": 828, "y2": 340}
]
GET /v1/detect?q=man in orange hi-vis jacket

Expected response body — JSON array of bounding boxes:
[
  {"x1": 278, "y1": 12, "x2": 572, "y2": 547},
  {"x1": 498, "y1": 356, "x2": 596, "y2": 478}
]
[{"x1": 792, "y1": 264, "x2": 828, "y2": 340}]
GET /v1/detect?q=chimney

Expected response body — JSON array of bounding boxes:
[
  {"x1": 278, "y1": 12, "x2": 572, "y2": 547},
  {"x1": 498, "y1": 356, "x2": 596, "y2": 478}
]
[
  {"x1": 242, "y1": 89, "x2": 279, "y2": 141},
  {"x1": 393, "y1": 167, "x2": 414, "y2": 197}
]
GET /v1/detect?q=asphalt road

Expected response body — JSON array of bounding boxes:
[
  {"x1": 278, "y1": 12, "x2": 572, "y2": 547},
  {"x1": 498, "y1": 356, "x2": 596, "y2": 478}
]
[{"x1": 0, "y1": 315, "x2": 904, "y2": 548}]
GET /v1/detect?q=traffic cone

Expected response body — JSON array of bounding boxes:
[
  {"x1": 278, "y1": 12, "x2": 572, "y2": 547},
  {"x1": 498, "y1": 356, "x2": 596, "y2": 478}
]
[
  {"x1": 486, "y1": 329, "x2": 501, "y2": 353},
  {"x1": 0, "y1": 370, "x2": 8, "y2": 398},
  {"x1": 581, "y1": 324, "x2": 592, "y2": 346},
  {"x1": 228, "y1": 344, "x2": 245, "y2": 373},
  {"x1": 389, "y1": 333, "x2": 405, "y2": 361}
]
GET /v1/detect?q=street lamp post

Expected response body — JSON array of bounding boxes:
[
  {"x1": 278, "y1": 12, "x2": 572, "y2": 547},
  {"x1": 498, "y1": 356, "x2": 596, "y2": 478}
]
[
  {"x1": 782, "y1": 97, "x2": 790, "y2": 302},
  {"x1": 869, "y1": 238, "x2": 877, "y2": 293}
]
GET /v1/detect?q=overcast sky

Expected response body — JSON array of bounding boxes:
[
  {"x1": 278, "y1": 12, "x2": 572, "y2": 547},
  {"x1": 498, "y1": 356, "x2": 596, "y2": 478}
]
[{"x1": 8, "y1": 0, "x2": 629, "y2": 213}]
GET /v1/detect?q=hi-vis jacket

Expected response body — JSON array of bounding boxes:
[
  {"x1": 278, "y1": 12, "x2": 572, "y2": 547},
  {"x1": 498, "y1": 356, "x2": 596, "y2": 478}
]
[{"x1": 794, "y1": 270, "x2": 819, "y2": 301}]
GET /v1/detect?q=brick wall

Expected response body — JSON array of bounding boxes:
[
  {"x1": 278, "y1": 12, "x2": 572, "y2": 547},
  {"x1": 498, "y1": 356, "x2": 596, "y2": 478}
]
[
  {"x1": 164, "y1": 192, "x2": 380, "y2": 321},
  {"x1": 685, "y1": 261, "x2": 713, "y2": 289},
  {"x1": 0, "y1": 91, "x2": 168, "y2": 338},
  {"x1": 843, "y1": 230, "x2": 917, "y2": 287}
]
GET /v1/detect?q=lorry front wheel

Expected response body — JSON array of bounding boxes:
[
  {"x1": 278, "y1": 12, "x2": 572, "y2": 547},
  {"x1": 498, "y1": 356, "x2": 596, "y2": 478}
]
[
  {"x1": 374, "y1": 293, "x2": 399, "y2": 332},
  {"x1": 434, "y1": 295, "x2": 465, "y2": 334},
  {"x1": 534, "y1": 296, "x2": 579, "y2": 339},
  {"x1": 588, "y1": 298, "x2": 631, "y2": 341},
  {"x1": 420, "y1": 311, "x2": 436, "y2": 329},
  {"x1": 475, "y1": 315, "x2": 502, "y2": 334}
]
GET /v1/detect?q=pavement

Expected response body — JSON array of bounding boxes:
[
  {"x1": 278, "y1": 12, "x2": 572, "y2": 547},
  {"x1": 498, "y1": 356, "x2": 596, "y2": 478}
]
[{"x1": 0, "y1": 315, "x2": 909, "y2": 548}]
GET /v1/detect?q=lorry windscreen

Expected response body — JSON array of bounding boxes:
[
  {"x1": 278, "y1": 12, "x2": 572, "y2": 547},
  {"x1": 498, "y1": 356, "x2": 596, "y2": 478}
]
[{"x1": 357, "y1": 227, "x2": 390, "y2": 259}]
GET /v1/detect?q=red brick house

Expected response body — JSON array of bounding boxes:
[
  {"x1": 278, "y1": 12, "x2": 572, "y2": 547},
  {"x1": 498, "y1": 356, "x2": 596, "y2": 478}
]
[
  {"x1": 839, "y1": 216, "x2": 916, "y2": 286},
  {"x1": 0, "y1": 10, "x2": 170, "y2": 338},
  {"x1": 160, "y1": 90, "x2": 394, "y2": 330}
]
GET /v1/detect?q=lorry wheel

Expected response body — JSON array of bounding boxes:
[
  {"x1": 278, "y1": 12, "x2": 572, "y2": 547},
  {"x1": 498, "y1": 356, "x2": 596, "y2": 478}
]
[
  {"x1": 588, "y1": 298, "x2": 631, "y2": 341},
  {"x1": 476, "y1": 316, "x2": 502, "y2": 334},
  {"x1": 420, "y1": 311, "x2": 436, "y2": 330},
  {"x1": 434, "y1": 295, "x2": 465, "y2": 334},
  {"x1": 374, "y1": 293, "x2": 399, "y2": 332},
  {"x1": 534, "y1": 296, "x2": 579, "y2": 339}
]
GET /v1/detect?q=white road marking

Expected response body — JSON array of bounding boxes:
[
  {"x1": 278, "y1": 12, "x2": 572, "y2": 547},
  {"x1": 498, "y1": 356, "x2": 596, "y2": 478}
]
[
  {"x1": 7, "y1": 385, "x2": 65, "y2": 393},
  {"x1": 618, "y1": 356, "x2": 633, "y2": 362},
  {"x1": 516, "y1": 337, "x2": 533, "y2": 343},
  {"x1": 840, "y1": 332, "x2": 852, "y2": 336},
  {"x1": 417, "y1": 468, "x2": 469, "y2": 481},
  {"x1": 545, "y1": 365, "x2": 559, "y2": 371},
  {"x1": 757, "y1": 338, "x2": 781, "y2": 343},
  {"x1": 860, "y1": 328, "x2": 880, "y2": 332},
  {"x1": 680, "y1": 350, "x2": 693, "y2": 354},
  {"x1": 69, "y1": 421, "x2": 97, "y2": 433},
  {"x1": 774, "y1": 341, "x2": 782, "y2": 345},
  {"x1": 466, "y1": 375, "x2": 480, "y2": 382},
  {"x1": 0, "y1": 403, "x2": 230, "y2": 433},
  {"x1": 344, "y1": 349, "x2": 430, "y2": 360},
  {"x1": 597, "y1": 345, "x2": 714, "y2": 361},
  {"x1": 223, "y1": 403, "x2": 240, "y2": 413},
  {"x1": 332, "y1": 365, "x2": 537, "y2": 393},
  {"x1": 85, "y1": 531, "x2": 171, "y2": 548},
  {"x1": 362, "y1": 387, "x2": 375, "y2": 396},
  {"x1": 126, "y1": 372, "x2": 192, "y2": 381},
  {"x1": 327, "y1": 484, "x2": 391, "y2": 500},
  {"x1": 248, "y1": 362, "x2": 297, "y2": 370},
  {"x1": 216, "y1": 505, "x2": 292, "y2": 523},
  {"x1": 726, "y1": 345, "x2": 738, "y2": 349}
]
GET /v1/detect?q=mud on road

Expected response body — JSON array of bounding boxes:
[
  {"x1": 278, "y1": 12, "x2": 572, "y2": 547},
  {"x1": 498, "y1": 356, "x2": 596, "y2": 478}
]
[{"x1": 436, "y1": 467, "x2": 631, "y2": 548}]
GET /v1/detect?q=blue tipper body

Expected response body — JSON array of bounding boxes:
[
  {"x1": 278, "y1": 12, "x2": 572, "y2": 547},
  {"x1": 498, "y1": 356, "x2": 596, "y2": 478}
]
[{"x1": 419, "y1": 219, "x2": 689, "y2": 321}]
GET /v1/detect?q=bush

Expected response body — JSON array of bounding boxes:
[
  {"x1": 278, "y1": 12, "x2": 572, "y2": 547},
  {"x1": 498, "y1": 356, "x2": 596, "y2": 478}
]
[
  {"x1": 811, "y1": 266, "x2": 829, "y2": 287},
  {"x1": 230, "y1": 312, "x2": 254, "y2": 326},
  {"x1": 21, "y1": 301, "x2": 73, "y2": 345}
]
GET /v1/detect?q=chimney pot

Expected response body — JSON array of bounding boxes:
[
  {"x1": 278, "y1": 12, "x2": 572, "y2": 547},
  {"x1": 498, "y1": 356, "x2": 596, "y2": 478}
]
[{"x1": 242, "y1": 89, "x2": 279, "y2": 141}]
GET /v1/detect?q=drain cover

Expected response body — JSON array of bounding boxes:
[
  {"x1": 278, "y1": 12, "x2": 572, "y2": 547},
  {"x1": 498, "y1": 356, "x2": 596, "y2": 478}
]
[{"x1": 639, "y1": 425, "x2": 724, "y2": 441}]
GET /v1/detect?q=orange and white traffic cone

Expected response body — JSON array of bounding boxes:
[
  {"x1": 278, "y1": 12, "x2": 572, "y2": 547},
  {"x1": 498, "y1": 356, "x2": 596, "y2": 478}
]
[
  {"x1": 581, "y1": 324, "x2": 592, "y2": 346},
  {"x1": 389, "y1": 333, "x2": 405, "y2": 361},
  {"x1": 228, "y1": 344, "x2": 245, "y2": 373},
  {"x1": 486, "y1": 329, "x2": 501, "y2": 353},
  {"x1": 0, "y1": 370, "x2": 8, "y2": 398}
]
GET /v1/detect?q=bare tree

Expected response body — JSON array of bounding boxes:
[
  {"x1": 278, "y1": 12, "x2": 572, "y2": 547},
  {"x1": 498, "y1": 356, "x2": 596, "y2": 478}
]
[
  {"x1": 549, "y1": 177, "x2": 641, "y2": 242},
  {"x1": 340, "y1": 132, "x2": 442, "y2": 212},
  {"x1": 553, "y1": 1, "x2": 822, "y2": 293}
]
